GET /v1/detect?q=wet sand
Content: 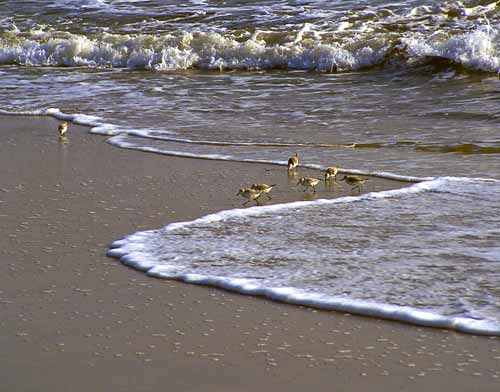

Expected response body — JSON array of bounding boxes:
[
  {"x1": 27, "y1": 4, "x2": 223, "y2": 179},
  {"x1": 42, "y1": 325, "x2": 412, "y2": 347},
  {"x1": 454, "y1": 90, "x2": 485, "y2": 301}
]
[{"x1": 0, "y1": 115, "x2": 498, "y2": 392}]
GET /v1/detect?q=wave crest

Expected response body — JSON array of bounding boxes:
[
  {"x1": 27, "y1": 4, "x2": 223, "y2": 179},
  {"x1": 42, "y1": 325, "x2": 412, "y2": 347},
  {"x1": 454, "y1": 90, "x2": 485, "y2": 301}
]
[
  {"x1": 1, "y1": 23, "x2": 500, "y2": 73},
  {"x1": 401, "y1": 25, "x2": 500, "y2": 72}
]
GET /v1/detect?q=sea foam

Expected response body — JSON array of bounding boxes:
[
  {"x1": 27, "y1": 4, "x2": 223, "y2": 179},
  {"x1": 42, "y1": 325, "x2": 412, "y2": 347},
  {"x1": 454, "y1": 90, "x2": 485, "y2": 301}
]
[
  {"x1": 108, "y1": 177, "x2": 500, "y2": 336},
  {"x1": 1, "y1": 22, "x2": 500, "y2": 73},
  {"x1": 0, "y1": 107, "x2": 430, "y2": 183}
]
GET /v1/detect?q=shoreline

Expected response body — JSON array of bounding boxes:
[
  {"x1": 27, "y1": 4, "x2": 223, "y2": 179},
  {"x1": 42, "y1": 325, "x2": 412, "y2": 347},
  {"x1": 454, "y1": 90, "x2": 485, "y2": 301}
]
[
  {"x1": 0, "y1": 107, "x2": 429, "y2": 183},
  {"x1": 1, "y1": 115, "x2": 499, "y2": 391}
]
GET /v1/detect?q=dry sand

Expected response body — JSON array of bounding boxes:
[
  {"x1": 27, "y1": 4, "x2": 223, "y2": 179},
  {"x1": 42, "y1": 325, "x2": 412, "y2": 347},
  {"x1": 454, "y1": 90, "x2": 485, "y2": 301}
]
[{"x1": 0, "y1": 116, "x2": 498, "y2": 392}]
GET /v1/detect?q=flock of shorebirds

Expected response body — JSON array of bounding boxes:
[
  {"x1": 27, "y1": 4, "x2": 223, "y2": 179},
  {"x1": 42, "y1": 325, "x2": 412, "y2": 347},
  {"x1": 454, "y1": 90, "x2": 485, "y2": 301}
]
[
  {"x1": 56, "y1": 122, "x2": 368, "y2": 207},
  {"x1": 237, "y1": 152, "x2": 368, "y2": 206}
]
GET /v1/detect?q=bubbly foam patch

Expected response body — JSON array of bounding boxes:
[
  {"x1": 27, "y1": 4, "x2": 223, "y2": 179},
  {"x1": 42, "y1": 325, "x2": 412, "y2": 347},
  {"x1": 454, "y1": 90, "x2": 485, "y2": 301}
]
[{"x1": 402, "y1": 25, "x2": 500, "y2": 72}]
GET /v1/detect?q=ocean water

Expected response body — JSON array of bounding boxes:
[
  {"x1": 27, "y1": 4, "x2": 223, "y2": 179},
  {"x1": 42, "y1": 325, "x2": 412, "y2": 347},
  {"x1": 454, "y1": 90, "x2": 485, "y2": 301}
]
[{"x1": 1, "y1": 0, "x2": 500, "y2": 335}]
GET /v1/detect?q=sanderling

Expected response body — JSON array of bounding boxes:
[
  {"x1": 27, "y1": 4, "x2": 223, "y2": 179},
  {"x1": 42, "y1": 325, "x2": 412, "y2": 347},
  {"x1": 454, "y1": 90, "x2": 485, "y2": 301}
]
[
  {"x1": 58, "y1": 122, "x2": 68, "y2": 137},
  {"x1": 287, "y1": 153, "x2": 299, "y2": 171},
  {"x1": 324, "y1": 166, "x2": 339, "y2": 181},
  {"x1": 237, "y1": 188, "x2": 263, "y2": 205},
  {"x1": 251, "y1": 183, "x2": 276, "y2": 200},
  {"x1": 339, "y1": 175, "x2": 368, "y2": 192},
  {"x1": 297, "y1": 177, "x2": 321, "y2": 193}
]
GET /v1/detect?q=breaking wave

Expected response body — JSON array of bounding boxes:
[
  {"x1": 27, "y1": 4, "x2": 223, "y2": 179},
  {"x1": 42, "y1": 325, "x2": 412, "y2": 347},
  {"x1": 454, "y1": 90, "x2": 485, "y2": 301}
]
[{"x1": 1, "y1": 22, "x2": 500, "y2": 73}]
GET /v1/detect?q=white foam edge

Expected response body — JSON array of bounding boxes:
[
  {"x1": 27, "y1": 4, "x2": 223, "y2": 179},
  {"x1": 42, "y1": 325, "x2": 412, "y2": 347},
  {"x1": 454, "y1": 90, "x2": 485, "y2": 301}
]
[
  {"x1": 3, "y1": 108, "x2": 497, "y2": 185},
  {"x1": 145, "y1": 274, "x2": 500, "y2": 336},
  {"x1": 109, "y1": 176, "x2": 489, "y2": 245},
  {"x1": 107, "y1": 176, "x2": 500, "y2": 336},
  {"x1": 0, "y1": 107, "x2": 169, "y2": 137},
  {"x1": 106, "y1": 135, "x2": 432, "y2": 183},
  {"x1": 119, "y1": 131, "x2": 359, "y2": 149},
  {"x1": 111, "y1": 251, "x2": 500, "y2": 337},
  {"x1": 0, "y1": 107, "x2": 458, "y2": 183}
]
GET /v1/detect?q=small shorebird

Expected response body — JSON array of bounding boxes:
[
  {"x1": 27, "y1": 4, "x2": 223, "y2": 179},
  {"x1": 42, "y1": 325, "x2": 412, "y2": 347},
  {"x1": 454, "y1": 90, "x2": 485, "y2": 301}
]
[
  {"x1": 251, "y1": 183, "x2": 276, "y2": 200},
  {"x1": 324, "y1": 166, "x2": 339, "y2": 181},
  {"x1": 297, "y1": 177, "x2": 321, "y2": 193},
  {"x1": 287, "y1": 153, "x2": 299, "y2": 171},
  {"x1": 237, "y1": 188, "x2": 263, "y2": 205},
  {"x1": 340, "y1": 175, "x2": 368, "y2": 192},
  {"x1": 58, "y1": 122, "x2": 68, "y2": 137}
]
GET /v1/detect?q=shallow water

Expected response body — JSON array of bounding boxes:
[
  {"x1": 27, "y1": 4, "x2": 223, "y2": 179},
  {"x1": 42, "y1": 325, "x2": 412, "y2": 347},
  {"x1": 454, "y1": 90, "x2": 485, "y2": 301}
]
[
  {"x1": 109, "y1": 178, "x2": 500, "y2": 334},
  {"x1": 2, "y1": 0, "x2": 500, "y2": 334}
]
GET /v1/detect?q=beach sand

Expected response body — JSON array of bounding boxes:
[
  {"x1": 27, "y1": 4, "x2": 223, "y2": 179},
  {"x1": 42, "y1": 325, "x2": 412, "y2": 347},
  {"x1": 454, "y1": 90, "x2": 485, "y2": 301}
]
[{"x1": 1, "y1": 116, "x2": 498, "y2": 391}]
